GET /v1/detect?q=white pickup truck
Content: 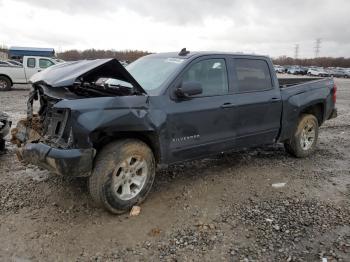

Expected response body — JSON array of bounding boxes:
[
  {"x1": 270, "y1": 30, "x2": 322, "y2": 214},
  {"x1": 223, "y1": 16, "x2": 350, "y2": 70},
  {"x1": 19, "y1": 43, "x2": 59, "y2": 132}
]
[{"x1": 0, "y1": 56, "x2": 62, "y2": 91}]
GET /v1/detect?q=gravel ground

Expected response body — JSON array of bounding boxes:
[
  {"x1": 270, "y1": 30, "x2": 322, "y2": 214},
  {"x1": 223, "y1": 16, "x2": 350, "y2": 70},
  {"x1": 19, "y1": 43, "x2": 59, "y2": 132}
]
[{"x1": 0, "y1": 78, "x2": 349, "y2": 261}]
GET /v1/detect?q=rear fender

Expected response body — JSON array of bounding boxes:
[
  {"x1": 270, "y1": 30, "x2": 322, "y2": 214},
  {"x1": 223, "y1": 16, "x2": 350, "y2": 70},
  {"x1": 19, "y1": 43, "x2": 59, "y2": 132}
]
[{"x1": 279, "y1": 91, "x2": 327, "y2": 142}]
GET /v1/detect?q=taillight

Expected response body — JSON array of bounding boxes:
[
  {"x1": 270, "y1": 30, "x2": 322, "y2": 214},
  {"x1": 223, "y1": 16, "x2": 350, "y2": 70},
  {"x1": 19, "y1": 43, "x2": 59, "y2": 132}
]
[{"x1": 332, "y1": 84, "x2": 337, "y2": 103}]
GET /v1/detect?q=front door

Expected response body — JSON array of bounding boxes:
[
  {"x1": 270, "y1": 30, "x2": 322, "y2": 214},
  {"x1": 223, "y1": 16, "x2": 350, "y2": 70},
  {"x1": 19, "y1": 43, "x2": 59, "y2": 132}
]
[{"x1": 164, "y1": 57, "x2": 237, "y2": 163}]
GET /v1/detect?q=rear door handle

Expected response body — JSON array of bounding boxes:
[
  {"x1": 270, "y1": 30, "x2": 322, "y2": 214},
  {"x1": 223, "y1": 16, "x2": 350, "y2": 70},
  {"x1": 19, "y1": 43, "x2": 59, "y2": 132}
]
[
  {"x1": 270, "y1": 97, "x2": 280, "y2": 102},
  {"x1": 221, "y1": 103, "x2": 236, "y2": 109}
]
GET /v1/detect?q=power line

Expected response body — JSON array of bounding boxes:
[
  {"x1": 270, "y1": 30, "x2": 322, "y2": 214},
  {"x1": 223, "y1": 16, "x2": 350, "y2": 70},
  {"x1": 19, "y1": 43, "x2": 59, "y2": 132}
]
[
  {"x1": 294, "y1": 44, "x2": 299, "y2": 59},
  {"x1": 314, "y1": 38, "x2": 321, "y2": 58}
]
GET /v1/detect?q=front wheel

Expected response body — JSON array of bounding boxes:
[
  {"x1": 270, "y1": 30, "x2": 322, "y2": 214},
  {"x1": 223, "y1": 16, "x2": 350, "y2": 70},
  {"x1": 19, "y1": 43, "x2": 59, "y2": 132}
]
[
  {"x1": 88, "y1": 139, "x2": 156, "y2": 214},
  {"x1": 284, "y1": 114, "x2": 319, "y2": 158}
]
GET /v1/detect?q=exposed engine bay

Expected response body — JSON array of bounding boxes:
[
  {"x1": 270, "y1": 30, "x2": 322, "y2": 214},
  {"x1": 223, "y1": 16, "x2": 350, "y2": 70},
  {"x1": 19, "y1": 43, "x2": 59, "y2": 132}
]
[
  {"x1": 11, "y1": 58, "x2": 146, "y2": 150},
  {"x1": 11, "y1": 86, "x2": 73, "y2": 150}
]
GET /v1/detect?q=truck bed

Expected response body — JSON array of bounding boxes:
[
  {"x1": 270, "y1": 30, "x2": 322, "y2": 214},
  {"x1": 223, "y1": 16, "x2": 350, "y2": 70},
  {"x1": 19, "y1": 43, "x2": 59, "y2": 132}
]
[
  {"x1": 278, "y1": 77, "x2": 335, "y2": 142},
  {"x1": 278, "y1": 77, "x2": 323, "y2": 88}
]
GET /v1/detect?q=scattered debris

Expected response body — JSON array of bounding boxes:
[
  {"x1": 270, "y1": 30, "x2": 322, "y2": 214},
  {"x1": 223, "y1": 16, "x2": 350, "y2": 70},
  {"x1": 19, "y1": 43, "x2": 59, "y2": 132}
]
[
  {"x1": 272, "y1": 224, "x2": 281, "y2": 231},
  {"x1": 148, "y1": 228, "x2": 161, "y2": 237},
  {"x1": 272, "y1": 182, "x2": 286, "y2": 188},
  {"x1": 130, "y1": 206, "x2": 141, "y2": 216},
  {"x1": 195, "y1": 222, "x2": 216, "y2": 230}
]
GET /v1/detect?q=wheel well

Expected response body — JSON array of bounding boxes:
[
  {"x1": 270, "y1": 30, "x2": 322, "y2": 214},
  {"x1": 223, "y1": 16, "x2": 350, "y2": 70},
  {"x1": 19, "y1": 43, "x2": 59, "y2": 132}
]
[
  {"x1": 91, "y1": 131, "x2": 161, "y2": 163},
  {"x1": 0, "y1": 74, "x2": 13, "y2": 85},
  {"x1": 300, "y1": 103, "x2": 324, "y2": 125}
]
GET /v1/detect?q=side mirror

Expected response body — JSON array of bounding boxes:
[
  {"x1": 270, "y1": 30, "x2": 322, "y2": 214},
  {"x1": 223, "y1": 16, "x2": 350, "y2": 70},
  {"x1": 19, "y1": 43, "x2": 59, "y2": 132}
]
[{"x1": 176, "y1": 81, "x2": 202, "y2": 98}]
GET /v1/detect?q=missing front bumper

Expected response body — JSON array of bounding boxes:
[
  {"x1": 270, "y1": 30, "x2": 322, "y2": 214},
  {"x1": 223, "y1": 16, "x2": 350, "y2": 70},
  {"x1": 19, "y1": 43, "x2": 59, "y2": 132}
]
[{"x1": 17, "y1": 143, "x2": 96, "y2": 177}]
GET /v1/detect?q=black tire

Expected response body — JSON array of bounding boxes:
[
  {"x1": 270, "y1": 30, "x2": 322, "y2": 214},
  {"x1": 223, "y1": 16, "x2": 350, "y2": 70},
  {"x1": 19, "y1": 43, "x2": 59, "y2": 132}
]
[
  {"x1": 88, "y1": 139, "x2": 156, "y2": 214},
  {"x1": 284, "y1": 114, "x2": 319, "y2": 158},
  {"x1": 0, "y1": 76, "x2": 12, "y2": 91}
]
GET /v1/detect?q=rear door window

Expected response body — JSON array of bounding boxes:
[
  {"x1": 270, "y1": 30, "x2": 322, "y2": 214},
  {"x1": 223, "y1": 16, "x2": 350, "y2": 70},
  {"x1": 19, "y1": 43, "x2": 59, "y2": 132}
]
[
  {"x1": 27, "y1": 58, "x2": 36, "y2": 68},
  {"x1": 232, "y1": 59, "x2": 273, "y2": 93}
]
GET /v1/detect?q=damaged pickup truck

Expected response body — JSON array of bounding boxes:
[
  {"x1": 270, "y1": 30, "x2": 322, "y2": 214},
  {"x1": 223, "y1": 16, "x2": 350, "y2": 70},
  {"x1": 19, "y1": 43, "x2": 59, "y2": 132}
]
[{"x1": 12, "y1": 50, "x2": 337, "y2": 214}]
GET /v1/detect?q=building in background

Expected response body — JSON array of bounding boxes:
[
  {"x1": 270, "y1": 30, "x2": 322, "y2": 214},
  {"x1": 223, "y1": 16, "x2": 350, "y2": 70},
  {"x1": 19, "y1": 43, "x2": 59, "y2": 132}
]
[
  {"x1": 0, "y1": 51, "x2": 8, "y2": 60},
  {"x1": 9, "y1": 46, "x2": 55, "y2": 59}
]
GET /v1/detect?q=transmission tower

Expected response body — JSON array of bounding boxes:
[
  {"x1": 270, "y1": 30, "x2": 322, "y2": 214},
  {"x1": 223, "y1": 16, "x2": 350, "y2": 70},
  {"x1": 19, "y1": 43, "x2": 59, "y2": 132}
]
[
  {"x1": 314, "y1": 38, "x2": 321, "y2": 58},
  {"x1": 294, "y1": 44, "x2": 299, "y2": 59}
]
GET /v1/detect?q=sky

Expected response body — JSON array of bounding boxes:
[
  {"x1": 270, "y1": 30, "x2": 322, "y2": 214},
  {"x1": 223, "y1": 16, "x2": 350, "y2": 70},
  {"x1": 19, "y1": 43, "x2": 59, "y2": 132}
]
[{"x1": 0, "y1": 0, "x2": 349, "y2": 58}]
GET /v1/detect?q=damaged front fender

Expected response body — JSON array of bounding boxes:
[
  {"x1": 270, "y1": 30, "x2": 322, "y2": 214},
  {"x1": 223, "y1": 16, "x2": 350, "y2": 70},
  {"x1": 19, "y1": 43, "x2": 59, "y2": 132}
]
[{"x1": 53, "y1": 95, "x2": 160, "y2": 147}]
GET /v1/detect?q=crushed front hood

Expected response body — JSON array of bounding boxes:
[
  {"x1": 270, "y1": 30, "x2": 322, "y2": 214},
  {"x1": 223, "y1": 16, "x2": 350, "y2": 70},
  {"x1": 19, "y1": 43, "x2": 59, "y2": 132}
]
[{"x1": 30, "y1": 59, "x2": 146, "y2": 95}]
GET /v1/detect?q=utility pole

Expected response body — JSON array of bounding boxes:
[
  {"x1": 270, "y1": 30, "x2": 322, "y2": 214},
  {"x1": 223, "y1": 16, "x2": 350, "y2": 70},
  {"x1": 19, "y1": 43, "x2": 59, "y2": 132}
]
[
  {"x1": 294, "y1": 44, "x2": 299, "y2": 60},
  {"x1": 314, "y1": 38, "x2": 321, "y2": 58}
]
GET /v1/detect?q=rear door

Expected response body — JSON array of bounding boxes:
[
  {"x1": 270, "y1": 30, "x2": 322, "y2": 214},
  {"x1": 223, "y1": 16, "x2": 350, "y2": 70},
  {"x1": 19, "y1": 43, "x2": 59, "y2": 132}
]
[
  {"x1": 164, "y1": 56, "x2": 237, "y2": 163},
  {"x1": 228, "y1": 57, "x2": 282, "y2": 147}
]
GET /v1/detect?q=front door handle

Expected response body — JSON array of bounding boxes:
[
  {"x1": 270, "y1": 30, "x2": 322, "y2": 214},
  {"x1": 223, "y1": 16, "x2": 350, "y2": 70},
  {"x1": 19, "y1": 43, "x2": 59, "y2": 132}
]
[
  {"x1": 270, "y1": 97, "x2": 280, "y2": 102},
  {"x1": 221, "y1": 103, "x2": 236, "y2": 109}
]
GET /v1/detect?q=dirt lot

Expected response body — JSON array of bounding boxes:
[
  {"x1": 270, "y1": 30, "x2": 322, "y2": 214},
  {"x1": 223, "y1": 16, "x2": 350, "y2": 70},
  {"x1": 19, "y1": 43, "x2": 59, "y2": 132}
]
[{"x1": 0, "y1": 78, "x2": 349, "y2": 262}]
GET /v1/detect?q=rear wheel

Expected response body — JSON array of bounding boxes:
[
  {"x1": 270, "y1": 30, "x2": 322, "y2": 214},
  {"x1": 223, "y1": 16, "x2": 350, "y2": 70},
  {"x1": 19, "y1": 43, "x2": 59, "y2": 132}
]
[
  {"x1": 284, "y1": 114, "x2": 319, "y2": 158},
  {"x1": 0, "y1": 76, "x2": 12, "y2": 91},
  {"x1": 88, "y1": 139, "x2": 156, "y2": 214}
]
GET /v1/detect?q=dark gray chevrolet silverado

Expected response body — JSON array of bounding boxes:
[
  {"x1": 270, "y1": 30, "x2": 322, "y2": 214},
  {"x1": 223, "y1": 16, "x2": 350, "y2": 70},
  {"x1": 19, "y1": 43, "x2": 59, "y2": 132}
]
[{"x1": 12, "y1": 50, "x2": 337, "y2": 213}]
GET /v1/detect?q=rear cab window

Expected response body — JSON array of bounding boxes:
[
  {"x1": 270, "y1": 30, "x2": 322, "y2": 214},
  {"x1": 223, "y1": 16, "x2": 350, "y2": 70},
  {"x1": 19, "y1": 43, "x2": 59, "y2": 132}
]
[
  {"x1": 27, "y1": 58, "x2": 36, "y2": 68},
  {"x1": 231, "y1": 58, "x2": 273, "y2": 93}
]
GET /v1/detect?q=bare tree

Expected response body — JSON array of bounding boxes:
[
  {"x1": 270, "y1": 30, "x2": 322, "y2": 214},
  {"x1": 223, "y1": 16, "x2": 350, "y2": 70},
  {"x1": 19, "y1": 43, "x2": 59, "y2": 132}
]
[
  {"x1": 57, "y1": 49, "x2": 151, "y2": 62},
  {"x1": 273, "y1": 56, "x2": 350, "y2": 68}
]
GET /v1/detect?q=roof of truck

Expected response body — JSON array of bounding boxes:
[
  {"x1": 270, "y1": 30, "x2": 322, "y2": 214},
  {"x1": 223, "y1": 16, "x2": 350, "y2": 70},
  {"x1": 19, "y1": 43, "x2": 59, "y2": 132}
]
[{"x1": 148, "y1": 51, "x2": 269, "y2": 59}]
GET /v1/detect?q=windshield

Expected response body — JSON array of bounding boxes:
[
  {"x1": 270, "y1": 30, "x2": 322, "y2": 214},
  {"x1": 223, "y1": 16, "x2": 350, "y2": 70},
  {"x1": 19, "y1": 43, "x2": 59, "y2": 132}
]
[{"x1": 125, "y1": 56, "x2": 185, "y2": 91}]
